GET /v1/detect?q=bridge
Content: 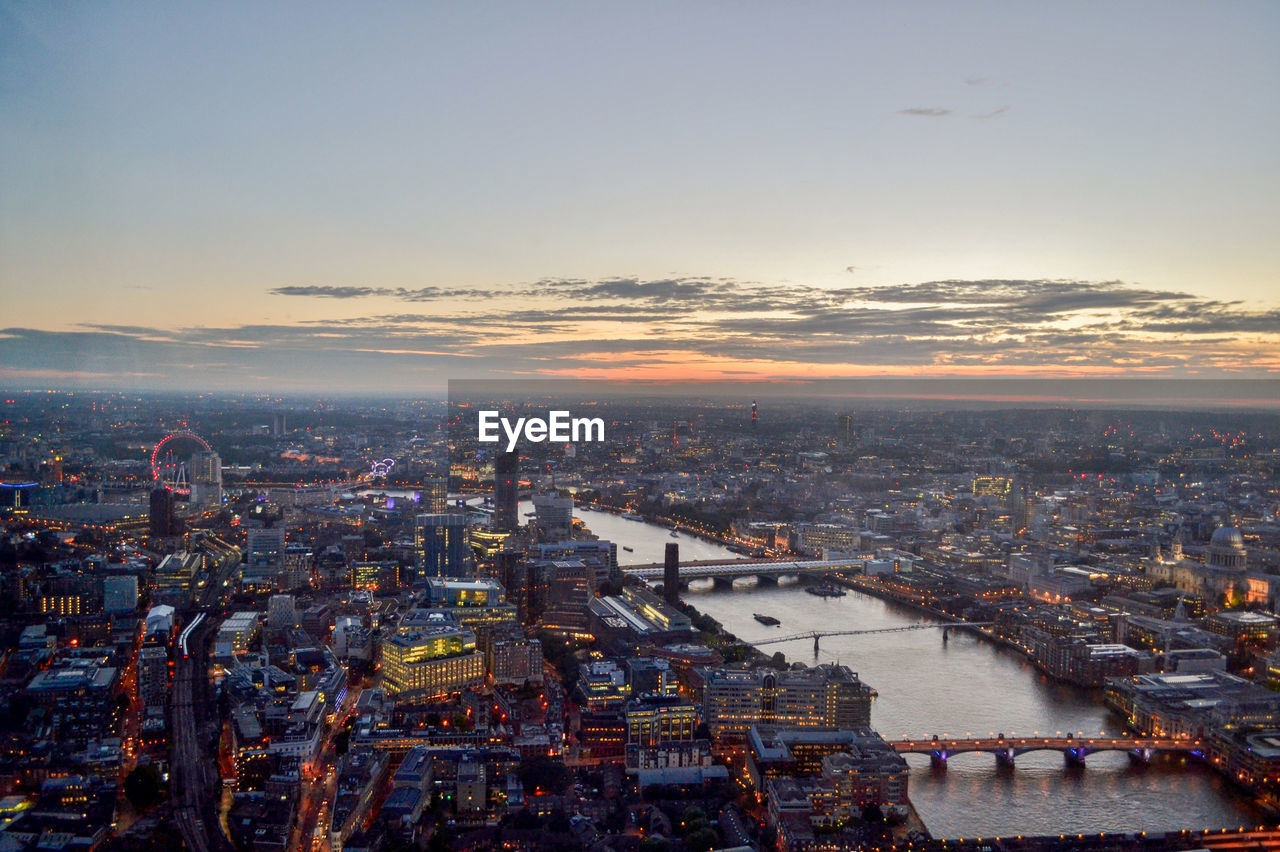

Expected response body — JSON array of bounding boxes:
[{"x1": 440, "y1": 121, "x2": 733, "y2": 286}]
[
  {"x1": 889, "y1": 733, "x2": 1203, "y2": 768},
  {"x1": 745, "y1": 621, "x2": 993, "y2": 654},
  {"x1": 623, "y1": 557, "x2": 863, "y2": 588}
]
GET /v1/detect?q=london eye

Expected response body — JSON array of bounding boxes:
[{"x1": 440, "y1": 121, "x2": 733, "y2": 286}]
[{"x1": 150, "y1": 431, "x2": 212, "y2": 497}]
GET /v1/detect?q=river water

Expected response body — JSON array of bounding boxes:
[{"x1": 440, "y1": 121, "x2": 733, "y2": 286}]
[
  {"x1": 571, "y1": 503, "x2": 744, "y2": 566},
  {"x1": 372, "y1": 491, "x2": 1265, "y2": 836},
  {"x1": 577, "y1": 510, "x2": 1266, "y2": 839}
]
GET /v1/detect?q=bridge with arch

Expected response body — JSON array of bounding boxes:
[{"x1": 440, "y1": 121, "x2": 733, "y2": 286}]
[
  {"x1": 622, "y1": 557, "x2": 863, "y2": 588},
  {"x1": 888, "y1": 733, "x2": 1203, "y2": 768}
]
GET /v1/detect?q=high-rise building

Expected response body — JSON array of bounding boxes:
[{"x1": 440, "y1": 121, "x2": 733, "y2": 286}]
[
  {"x1": 414, "y1": 514, "x2": 470, "y2": 578},
  {"x1": 535, "y1": 539, "x2": 618, "y2": 588},
  {"x1": 663, "y1": 543, "x2": 680, "y2": 605},
  {"x1": 190, "y1": 450, "x2": 222, "y2": 506},
  {"x1": 493, "y1": 452, "x2": 520, "y2": 534},
  {"x1": 425, "y1": 577, "x2": 505, "y2": 608},
  {"x1": 532, "y1": 493, "x2": 573, "y2": 541},
  {"x1": 137, "y1": 645, "x2": 169, "y2": 717},
  {"x1": 495, "y1": 550, "x2": 528, "y2": 622},
  {"x1": 421, "y1": 476, "x2": 448, "y2": 514},
  {"x1": 148, "y1": 487, "x2": 175, "y2": 537},
  {"x1": 540, "y1": 559, "x2": 596, "y2": 639},
  {"x1": 246, "y1": 527, "x2": 286, "y2": 569},
  {"x1": 280, "y1": 545, "x2": 313, "y2": 590}
]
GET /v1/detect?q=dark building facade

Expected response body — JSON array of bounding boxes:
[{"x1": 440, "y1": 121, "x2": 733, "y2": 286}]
[
  {"x1": 664, "y1": 542, "x2": 679, "y2": 605},
  {"x1": 149, "y1": 486, "x2": 176, "y2": 537},
  {"x1": 493, "y1": 451, "x2": 520, "y2": 534}
]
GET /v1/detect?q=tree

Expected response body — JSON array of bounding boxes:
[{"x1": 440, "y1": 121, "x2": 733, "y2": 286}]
[
  {"x1": 124, "y1": 764, "x2": 163, "y2": 810},
  {"x1": 426, "y1": 828, "x2": 454, "y2": 852},
  {"x1": 516, "y1": 754, "x2": 572, "y2": 795},
  {"x1": 685, "y1": 827, "x2": 719, "y2": 852}
]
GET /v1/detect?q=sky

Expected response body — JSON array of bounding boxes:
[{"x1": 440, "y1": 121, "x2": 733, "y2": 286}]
[{"x1": 1, "y1": 2, "x2": 1278, "y2": 393}]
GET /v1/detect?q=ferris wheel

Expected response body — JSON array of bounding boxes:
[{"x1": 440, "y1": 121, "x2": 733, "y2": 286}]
[{"x1": 151, "y1": 431, "x2": 212, "y2": 497}]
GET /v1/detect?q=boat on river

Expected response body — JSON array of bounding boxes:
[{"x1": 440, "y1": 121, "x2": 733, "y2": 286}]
[
  {"x1": 753, "y1": 613, "x2": 781, "y2": 626},
  {"x1": 806, "y1": 584, "x2": 846, "y2": 598}
]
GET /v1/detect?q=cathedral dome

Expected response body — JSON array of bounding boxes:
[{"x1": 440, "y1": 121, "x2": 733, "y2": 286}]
[
  {"x1": 1207, "y1": 524, "x2": 1247, "y2": 571},
  {"x1": 1210, "y1": 525, "x2": 1244, "y2": 550}
]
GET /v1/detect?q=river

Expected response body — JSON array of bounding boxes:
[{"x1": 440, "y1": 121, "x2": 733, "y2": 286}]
[
  {"x1": 369, "y1": 489, "x2": 1265, "y2": 836},
  {"x1": 570, "y1": 503, "x2": 745, "y2": 566},
  {"x1": 582, "y1": 511, "x2": 1266, "y2": 839}
]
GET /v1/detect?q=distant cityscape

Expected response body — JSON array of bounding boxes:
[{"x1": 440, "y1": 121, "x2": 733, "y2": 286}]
[{"x1": 1, "y1": 390, "x2": 1279, "y2": 851}]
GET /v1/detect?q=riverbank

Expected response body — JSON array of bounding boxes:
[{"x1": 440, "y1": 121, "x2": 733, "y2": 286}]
[
  {"x1": 686, "y1": 581, "x2": 1268, "y2": 837},
  {"x1": 830, "y1": 571, "x2": 1280, "y2": 821},
  {"x1": 577, "y1": 499, "x2": 772, "y2": 557}
]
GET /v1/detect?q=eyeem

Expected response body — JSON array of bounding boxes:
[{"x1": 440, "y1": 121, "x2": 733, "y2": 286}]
[{"x1": 477, "y1": 410, "x2": 605, "y2": 452}]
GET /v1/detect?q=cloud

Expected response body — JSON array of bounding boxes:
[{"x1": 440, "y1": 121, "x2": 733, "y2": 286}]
[
  {"x1": 270, "y1": 285, "x2": 400, "y2": 298},
  {"x1": 898, "y1": 107, "x2": 952, "y2": 117},
  {"x1": 975, "y1": 106, "x2": 1010, "y2": 119},
  {"x1": 5, "y1": 277, "x2": 1278, "y2": 391}
]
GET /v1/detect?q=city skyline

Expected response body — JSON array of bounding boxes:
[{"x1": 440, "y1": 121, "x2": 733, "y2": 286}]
[{"x1": 2, "y1": 2, "x2": 1278, "y2": 392}]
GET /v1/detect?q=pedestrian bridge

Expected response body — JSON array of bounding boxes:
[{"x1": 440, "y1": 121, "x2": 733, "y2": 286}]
[
  {"x1": 888, "y1": 733, "x2": 1203, "y2": 767},
  {"x1": 622, "y1": 557, "x2": 861, "y2": 588}
]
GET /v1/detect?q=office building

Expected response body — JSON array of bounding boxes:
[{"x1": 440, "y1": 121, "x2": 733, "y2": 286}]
[
  {"x1": 418, "y1": 476, "x2": 448, "y2": 514},
  {"x1": 535, "y1": 539, "x2": 618, "y2": 588},
  {"x1": 246, "y1": 527, "x2": 286, "y2": 570},
  {"x1": 539, "y1": 559, "x2": 596, "y2": 639},
  {"x1": 148, "y1": 487, "x2": 175, "y2": 537},
  {"x1": 532, "y1": 493, "x2": 573, "y2": 541},
  {"x1": 153, "y1": 551, "x2": 205, "y2": 605},
  {"x1": 190, "y1": 449, "x2": 222, "y2": 506},
  {"x1": 103, "y1": 574, "x2": 139, "y2": 614},
  {"x1": 703, "y1": 665, "x2": 875, "y2": 741},
  {"x1": 493, "y1": 452, "x2": 520, "y2": 534},
  {"x1": 267, "y1": 594, "x2": 299, "y2": 631},
  {"x1": 381, "y1": 625, "x2": 485, "y2": 703},
  {"x1": 414, "y1": 513, "x2": 470, "y2": 578},
  {"x1": 1106, "y1": 670, "x2": 1280, "y2": 739},
  {"x1": 624, "y1": 693, "x2": 708, "y2": 773},
  {"x1": 217, "y1": 612, "x2": 261, "y2": 655}
]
